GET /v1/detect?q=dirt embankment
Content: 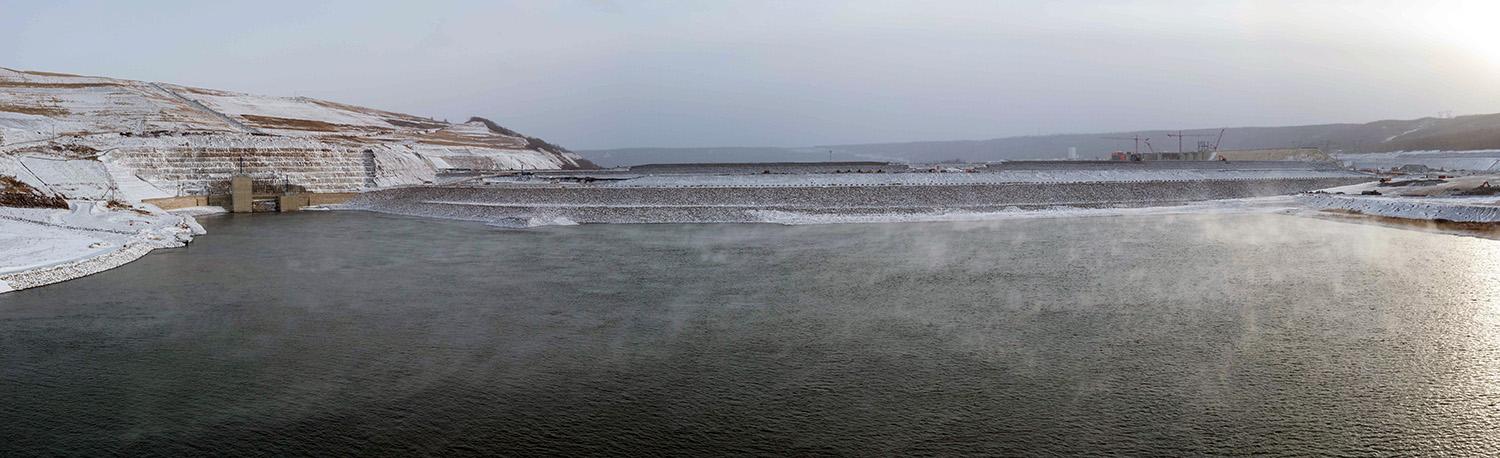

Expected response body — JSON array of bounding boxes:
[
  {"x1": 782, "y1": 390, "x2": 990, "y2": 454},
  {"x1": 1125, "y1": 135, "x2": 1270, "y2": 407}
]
[
  {"x1": 239, "y1": 114, "x2": 349, "y2": 132},
  {"x1": 350, "y1": 176, "x2": 1371, "y2": 224},
  {"x1": 0, "y1": 81, "x2": 116, "y2": 89},
  {"x1": 0, "y1": 176, "x2": 68, "y2": 208},
  {"x1": 0, "y1": 103, "x2": 69, "y2": 117}
]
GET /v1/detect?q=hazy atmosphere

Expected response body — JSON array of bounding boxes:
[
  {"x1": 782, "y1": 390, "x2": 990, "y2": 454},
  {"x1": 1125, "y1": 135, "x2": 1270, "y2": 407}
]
[
  {"x1": 4, "y1": 0, "x2": 1498, "y2": 149},
  {"x1": 9, "y1": 2, "x2": 1500, "y2": 455}
]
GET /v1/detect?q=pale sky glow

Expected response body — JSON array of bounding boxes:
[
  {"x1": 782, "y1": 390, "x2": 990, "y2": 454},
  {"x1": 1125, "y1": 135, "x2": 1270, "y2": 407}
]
[{"x1": 3, "y1": 0, "x2": 1499, "y2": 149}]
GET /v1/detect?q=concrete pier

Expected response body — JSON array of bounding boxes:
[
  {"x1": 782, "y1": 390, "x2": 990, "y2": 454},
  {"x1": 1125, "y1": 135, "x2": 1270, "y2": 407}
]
[
  {"x1": 230, "y1": 176, "x2": 253, "y2": 213},
  {"x1": 278, "y1": 194, "x2": 306, "y2": 212}
]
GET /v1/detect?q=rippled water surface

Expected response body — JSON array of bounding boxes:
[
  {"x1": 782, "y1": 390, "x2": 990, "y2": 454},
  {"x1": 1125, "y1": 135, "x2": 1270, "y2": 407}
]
[{"x1": 4, "y1": 211, "x2": 1500, "y2": 455}]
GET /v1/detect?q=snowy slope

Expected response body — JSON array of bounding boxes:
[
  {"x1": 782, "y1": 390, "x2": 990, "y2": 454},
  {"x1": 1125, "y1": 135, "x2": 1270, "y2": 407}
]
[
  {"x1": 0, "y1": 154, "x2": 201, "y2": 293},
  {"x1": 1, "y1": 66, "x2": 594, "y2": 293},
  {"x1": 1, "y1": 66, "x2": 593, "y2": 195}
]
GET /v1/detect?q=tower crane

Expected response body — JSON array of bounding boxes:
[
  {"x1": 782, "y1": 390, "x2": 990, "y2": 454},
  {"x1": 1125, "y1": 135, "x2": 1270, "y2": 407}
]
[
  {"x1": 1165, "y1": 130, "x2": 1218, "y2": 153},
  {"x1": 1102, "y1": 135, "x2": 1149, "y2": 161}
]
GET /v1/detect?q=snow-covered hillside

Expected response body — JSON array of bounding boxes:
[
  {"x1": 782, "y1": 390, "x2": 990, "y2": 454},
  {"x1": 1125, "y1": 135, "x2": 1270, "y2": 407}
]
[
  {"x1": 0, "y1": 67, "x2": 594, "y2": 194},
  {"x1": 0, "y1": 66, "x2": 594, "y2": 293},
  {"x1": 0, "y1": 153, "x2": 200, "y2": 294}
]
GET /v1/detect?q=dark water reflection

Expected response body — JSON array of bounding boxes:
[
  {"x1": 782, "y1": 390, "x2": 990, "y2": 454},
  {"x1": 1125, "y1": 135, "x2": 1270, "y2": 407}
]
[{"x1": 3, "y1": 211, "x2": 1500, "y2": 455}]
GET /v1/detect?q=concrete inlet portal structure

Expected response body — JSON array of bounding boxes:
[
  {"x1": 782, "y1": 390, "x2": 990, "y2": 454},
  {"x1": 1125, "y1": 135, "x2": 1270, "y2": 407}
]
[
  {"x1": 151, "y1": 174, "x2": 354, "y2": 213},
  {"x1": 230, "y1": 176, "x2": 253, "y2": 213}
]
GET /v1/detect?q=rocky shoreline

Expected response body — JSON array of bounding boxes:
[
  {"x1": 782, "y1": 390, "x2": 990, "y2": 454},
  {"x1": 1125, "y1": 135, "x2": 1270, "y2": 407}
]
[
  {"x1": 0, "y1": 243, "x2": 157, "y2": 293},
  {"x1": 1297, "y1": 194, "x2": 1500, "y2": 223},
  {"x1": 0, "y1": 202, "x2": 202, "y2": 294}
]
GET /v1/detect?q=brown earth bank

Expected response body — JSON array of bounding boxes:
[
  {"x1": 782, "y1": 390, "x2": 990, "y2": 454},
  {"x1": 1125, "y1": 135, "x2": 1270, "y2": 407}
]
[{"x1": 0, "y1": 176, "x2": 67, "y2": 208}]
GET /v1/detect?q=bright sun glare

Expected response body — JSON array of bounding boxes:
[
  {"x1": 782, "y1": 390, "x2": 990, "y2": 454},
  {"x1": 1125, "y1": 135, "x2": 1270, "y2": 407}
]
[{"x1": 1435, "y1": 2, "x2": 1500, "y2": 67}]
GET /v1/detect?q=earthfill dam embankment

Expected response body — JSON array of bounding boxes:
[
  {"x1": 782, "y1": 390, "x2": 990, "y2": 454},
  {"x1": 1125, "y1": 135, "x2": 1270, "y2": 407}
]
[{"x1": 347, "y1": 176, "x2": 1374, "y2": 224}]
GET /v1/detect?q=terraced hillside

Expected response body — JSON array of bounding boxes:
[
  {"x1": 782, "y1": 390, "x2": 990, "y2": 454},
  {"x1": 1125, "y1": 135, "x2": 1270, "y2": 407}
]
[{"x1": 0, "y1": 67, "x2": 595, "y2": 197}]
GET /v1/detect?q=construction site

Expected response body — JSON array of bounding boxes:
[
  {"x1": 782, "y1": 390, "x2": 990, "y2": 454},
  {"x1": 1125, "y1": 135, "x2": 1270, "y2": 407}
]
[{"x1": 1100, "y1": 129, "x2": 1337, "y2": 162}]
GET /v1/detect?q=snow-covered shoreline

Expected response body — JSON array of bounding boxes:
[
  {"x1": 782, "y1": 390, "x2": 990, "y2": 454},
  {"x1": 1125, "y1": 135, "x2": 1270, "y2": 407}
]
[
  {"x1": 1300, "y1": 173, "x2": 1500, "y2": 223},
  {"x1": 1, "y1": 137, "x2": 208, "y2": 294},
  {"x1": 0, "y1": 203, "x2": 202, "y2": 294},
  {"x1": 0, "y1": 242, "x2": 156, "y2": 293}
]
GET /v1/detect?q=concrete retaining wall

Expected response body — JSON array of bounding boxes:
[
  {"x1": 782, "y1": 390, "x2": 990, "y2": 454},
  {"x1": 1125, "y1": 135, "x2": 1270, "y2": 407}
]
[
  {"x1": 308, "y1": 192, "x2": 358, "y2": 206},
  {"x1": 142, "y1": 195, "x2": 209, "y2": 210},
  {"x1": 152, "y1": 191, "x2": 355, "y2": 212}
]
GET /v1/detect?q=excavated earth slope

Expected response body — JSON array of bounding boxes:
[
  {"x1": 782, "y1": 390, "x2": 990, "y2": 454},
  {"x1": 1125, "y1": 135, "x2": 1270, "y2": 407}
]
[{"x1": 0, "y1": 67, "x2": 594, "y2": 196}]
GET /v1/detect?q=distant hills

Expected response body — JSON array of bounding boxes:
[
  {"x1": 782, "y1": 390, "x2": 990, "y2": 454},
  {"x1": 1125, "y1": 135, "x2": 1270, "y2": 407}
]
[{"x1": 581, "y1": 113, "x2": 1500, "y2": 166}]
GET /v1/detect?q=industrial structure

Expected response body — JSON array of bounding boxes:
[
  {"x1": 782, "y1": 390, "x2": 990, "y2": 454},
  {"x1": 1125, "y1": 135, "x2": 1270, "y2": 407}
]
[{"x1": 1102, "y1": 129, "x2": 1334, "y2": 163}]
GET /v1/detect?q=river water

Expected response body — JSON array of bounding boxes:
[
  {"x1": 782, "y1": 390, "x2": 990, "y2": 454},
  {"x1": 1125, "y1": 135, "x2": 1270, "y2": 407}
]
[{"x1": 3, "y1": 211, "x2": 1500, "y2": 455}]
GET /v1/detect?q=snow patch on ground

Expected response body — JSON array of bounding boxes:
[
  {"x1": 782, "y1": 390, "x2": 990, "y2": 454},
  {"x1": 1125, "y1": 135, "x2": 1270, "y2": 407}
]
[
  {"x1": 168, "y1": 206, "x2": 227, "y2": 217},
  {"x1": 1383, "y1": 125, "x2": 1428, "y2": 143},
  {"x1": 2, "y1": 152, "x2": 203, "y2": 294},
  {"x1": 102, "y1": 159, "x2": 174, "y2": 201},
  {"x1": 370, "y1": 149, "x2": 437, "y2": 186},
  {"x1": 169, "y1": 85, "x2": 397, "y2": 131},
  {"x1": 17, "y1": 156, "x2": 114, "y2": 200},
  {"x1": 0, "y1": 202, "x2": 200, "y2": 283},
  {"x1": 0, "y1": 214, "x2": 114, "y2": 274}
]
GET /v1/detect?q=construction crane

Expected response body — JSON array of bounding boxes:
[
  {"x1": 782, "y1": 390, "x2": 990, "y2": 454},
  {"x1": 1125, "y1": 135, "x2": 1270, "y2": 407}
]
[
  {"x1": 1165, "y1": 130, "x2": 1218, "y2": 153},
  {"x1": 1102, "y1": 135, "x2": 1148, "y2": 161}
]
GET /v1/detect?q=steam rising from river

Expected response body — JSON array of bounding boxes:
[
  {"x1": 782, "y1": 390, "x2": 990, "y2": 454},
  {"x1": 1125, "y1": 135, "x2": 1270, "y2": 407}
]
[{"x1": 6, "y1": 211, "x2": 1500, "y2": 454}]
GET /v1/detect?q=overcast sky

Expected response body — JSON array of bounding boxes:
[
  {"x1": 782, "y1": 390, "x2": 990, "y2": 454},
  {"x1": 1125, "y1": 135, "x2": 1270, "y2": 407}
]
[{"x1": 3, "y1": 0, "x2": 1499, "y2": 149}]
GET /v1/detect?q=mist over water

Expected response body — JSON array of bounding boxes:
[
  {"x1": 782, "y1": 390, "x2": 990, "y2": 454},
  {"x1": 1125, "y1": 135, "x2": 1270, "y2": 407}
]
[{"x1": 3, "y1": 212, "x2": 1500, "y2": 455}]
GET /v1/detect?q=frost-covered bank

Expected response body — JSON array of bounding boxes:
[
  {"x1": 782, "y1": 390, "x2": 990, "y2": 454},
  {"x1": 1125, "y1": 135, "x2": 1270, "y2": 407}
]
[
  {"x1": 1, "y1": 153, "x2": 201, "y2": 293},
  {"x1": 1296, "y1": 194, "x2": 1500, "y2": 223},
  {"x1": 2, "y1": 240, "x2": 154, "y2": 293},
  {"x1": 1300, "y1": 174, "x2": 1500, "y2": 223},
  {"x1": 0, "y1": 202, "x2": 201, "y2": 293}
]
